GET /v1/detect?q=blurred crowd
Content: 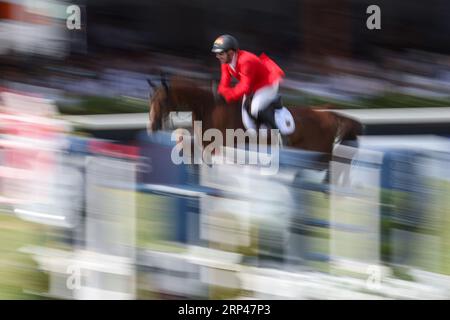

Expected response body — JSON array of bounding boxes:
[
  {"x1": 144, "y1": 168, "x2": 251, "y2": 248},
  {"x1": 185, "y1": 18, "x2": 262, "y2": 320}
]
[{"x1": 0, "y1": 0, "x2": 449, "y2": 106}]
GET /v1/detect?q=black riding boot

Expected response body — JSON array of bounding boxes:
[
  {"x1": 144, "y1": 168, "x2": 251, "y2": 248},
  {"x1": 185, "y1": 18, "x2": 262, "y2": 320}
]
[{"x1": 258, "y1": 107, "x2": 278, "y2": 131}]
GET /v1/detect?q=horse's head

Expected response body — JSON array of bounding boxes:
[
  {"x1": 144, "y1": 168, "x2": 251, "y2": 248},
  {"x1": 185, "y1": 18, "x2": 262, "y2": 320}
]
[
  {"x1": 147, "y1": 77, "x2": 171, "y2": 132},
  {"x1": 147, "y1": 76, "x2": 218, "y2": 133}
]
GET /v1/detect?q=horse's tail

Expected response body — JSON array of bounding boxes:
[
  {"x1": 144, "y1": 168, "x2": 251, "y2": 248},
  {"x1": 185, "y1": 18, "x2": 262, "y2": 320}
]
[{"x1": 309, "y1": 104, "x2": 363, "y2": 144}]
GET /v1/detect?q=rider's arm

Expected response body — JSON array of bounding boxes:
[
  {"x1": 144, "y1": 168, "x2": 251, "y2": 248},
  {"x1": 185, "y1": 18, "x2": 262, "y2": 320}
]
[
  {"x1": 218, "y1": 63, "x2": 232, "y2": 92},
  {"x1": 219, "y1": 61, "x2": 252, "y2": 102}
]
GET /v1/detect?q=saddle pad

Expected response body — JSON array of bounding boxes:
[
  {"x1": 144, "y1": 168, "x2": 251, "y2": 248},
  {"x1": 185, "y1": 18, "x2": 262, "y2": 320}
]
[
  {"x1": 241, "y1": 105, "x2": 295, "y2": 136},
  {"x1": 275, "y1": 107, "x2": 295, "y2": 135}
]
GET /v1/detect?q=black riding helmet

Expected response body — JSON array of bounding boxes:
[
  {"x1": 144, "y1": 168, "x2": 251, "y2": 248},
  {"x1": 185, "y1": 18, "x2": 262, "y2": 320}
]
[{"x1": 211, "y1": 35, "x2": 239, "y2": 53}]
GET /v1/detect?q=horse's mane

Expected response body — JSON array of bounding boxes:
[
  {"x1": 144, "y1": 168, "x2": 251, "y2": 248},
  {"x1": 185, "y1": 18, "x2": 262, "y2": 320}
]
[{"x1": 168, "y1": 77, "x2": 216, "y2": 117}]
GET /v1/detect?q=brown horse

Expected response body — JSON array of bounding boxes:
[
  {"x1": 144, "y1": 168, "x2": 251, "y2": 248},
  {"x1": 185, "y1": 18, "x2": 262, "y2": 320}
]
[{"x1": 147, "y1": 76, "x2": 362, "y2": 159}]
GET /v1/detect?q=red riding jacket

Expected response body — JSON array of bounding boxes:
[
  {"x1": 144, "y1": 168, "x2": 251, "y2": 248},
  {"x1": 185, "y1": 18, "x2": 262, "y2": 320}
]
[{"x1": 218, "y1": 50, "x2": 285, "y2": 103}]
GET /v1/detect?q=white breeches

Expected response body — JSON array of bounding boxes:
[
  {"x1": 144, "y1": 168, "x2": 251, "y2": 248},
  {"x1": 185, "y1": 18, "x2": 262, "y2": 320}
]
[{"x1": 242, "y1": 82, "x2": 279, "y2": 118}]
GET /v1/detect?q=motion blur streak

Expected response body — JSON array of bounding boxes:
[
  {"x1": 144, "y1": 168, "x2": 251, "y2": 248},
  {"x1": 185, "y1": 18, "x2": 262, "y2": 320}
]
[{"x1": 1, "y1": 0, "x2": 450, "y2": 300}]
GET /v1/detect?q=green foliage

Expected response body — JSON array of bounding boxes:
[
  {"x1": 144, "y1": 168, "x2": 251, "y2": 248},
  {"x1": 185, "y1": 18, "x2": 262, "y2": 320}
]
[
  {"x1": 56, "y1": 90, "x2": 449, "y2": 116},
  {"x1": 57, "y1": 95, "x2": 149, "y2": 115},
  {"x1": 0, "y1": 214, "x2": 49, "y2": 299},
  {"x1": 281, "y1": 88, "x2": 450, "y2": 109}
]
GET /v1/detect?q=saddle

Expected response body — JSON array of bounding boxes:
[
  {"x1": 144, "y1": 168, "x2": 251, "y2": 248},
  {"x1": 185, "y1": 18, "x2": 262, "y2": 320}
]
[{"x1": 244, "y1": 94, "x2": 283, "y2": 130}]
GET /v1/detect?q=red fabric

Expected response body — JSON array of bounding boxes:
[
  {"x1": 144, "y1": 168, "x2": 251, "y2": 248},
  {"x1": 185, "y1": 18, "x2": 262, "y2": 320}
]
[
  {"x1": 88, "y1": 141, "x2": 140, "y2": 160},
  {"x1": 218, "y1": 50, "x2": 285, "y2": 103}
]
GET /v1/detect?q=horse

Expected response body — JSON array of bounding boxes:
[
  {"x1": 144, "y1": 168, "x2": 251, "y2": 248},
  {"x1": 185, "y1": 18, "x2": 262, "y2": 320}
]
[{"x1": 147, "y1": 76, "x2": 362, "y2": 159}]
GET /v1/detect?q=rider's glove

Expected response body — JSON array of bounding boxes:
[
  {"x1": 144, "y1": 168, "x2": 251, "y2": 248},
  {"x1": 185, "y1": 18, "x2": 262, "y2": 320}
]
[
  {"x1": 217, "y1": 87, "x2": 232, "y2": 104},
  {"x1": 217, "y1": 93, "x2": 228, "y2": 105}
]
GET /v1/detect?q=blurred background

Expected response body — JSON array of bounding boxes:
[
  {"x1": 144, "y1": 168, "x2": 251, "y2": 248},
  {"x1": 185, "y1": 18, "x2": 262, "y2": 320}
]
[{"x1": 1, "y1": 0, "x2": 450, "y2": 299}]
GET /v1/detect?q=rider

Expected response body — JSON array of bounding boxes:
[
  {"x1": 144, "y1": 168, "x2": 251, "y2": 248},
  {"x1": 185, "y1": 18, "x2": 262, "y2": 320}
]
[{"x1": 211, "y1": 34, "x2": 285, "y2": 130}]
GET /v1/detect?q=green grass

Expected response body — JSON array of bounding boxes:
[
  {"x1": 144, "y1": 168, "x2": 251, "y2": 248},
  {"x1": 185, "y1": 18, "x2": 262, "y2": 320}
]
[
  {"x1": 55, "y1": 89, "x2": 450, "y2": 117},
  {"x1": 57, "y1": 95, "x2": 149, "y2": 115},
  {"x1": 356, "y1": 92, "x2": 450, "y2": 109},
  {"x1": 281, "y1": 88, "x2": 450, "y2": 109},
  {"x1": 0, "y1": 213, "x2": 49, "y2": 299}
]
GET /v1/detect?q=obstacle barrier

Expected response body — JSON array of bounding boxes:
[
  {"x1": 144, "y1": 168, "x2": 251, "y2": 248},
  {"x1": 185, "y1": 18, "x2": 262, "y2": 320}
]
[
  {"x1": 10, "y1": 129, "x2": 450, "y2": 299},
  {"x1": 358, "y1": 136, "x2": 450, "y2": 276},
  {"x1": 14, "y1": 136, "x2": 140, "y2": 299}
]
